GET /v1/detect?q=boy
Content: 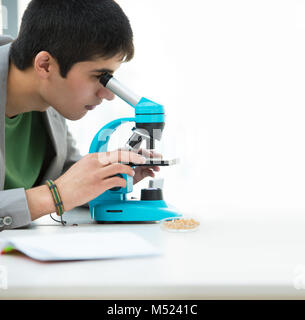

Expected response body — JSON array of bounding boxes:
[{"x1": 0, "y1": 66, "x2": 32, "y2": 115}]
[{"x1": 0, "y1": 0, "x2": 159, "y2": 230}]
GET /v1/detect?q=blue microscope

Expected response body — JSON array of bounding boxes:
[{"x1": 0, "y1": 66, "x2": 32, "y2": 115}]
[{"x1": 88, "y1": 73, "x2": 182, "y2": 222}]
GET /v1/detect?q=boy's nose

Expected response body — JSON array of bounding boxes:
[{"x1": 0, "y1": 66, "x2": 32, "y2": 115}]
[{"x1": 97, "y1": 87, "x2": 115, "y2": 101}]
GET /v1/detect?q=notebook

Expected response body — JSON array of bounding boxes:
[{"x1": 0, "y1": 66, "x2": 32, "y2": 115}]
[{"x1": 0, "y1": 231, "x2": 161, "y2": 262}]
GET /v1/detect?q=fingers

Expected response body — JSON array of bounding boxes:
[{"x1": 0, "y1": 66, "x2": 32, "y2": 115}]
[
  {"x1": 140, "y1": 167, "x2": 158, "y2": 178},
  {"x1": 137, "y1": 148, "x2": 152, "y2": 158},
  {"x1": 137, "y1": 148, "x2": 163, "y2": 159},
  {"x1": 104, "y1": 176, "x2": 127, "y2": 190},
  {"x1": 100, "y1": 163, "x2": 135, "y2": 179},
  {"x1": 95, "y1": 150, "x2": 146, "y2": 166},
  {"x1": 143, "y1": 168, "x2": 156, "y2": 178},
  {"x1": 151, "y1": 151, "x2": 163, "y2": 159},
  {"x1": 146, "y1": 168, "x2": 155, "y2": 178},
  {"x1": 142, "y1": 166, "x2": 160, "y2": 172},
  {"x1": 99, "y1": 163, "x2": 136, "y2": 191}
]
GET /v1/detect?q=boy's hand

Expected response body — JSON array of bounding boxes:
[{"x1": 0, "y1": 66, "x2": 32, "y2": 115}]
[
  {"x1": 133, "y1": 165, "x2": 160, "y2": 184},
  {"x1": 133, "y1": 148, "x2": 162, "y2": 185},
  {"x1": 54, "y1": 150, "x2": 146, "y2": 211}
]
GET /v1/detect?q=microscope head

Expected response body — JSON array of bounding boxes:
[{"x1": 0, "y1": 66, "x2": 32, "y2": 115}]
[
  {"x1": 126, "y1": 97, "x2": 165, "y2": 150},
  {"x1": 100, "y1": 73, "x2": 165, "y2": 151}
]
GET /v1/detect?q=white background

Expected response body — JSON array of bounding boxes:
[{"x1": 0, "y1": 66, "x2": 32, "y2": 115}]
[{"x1": 10, "y1": 0, "x2": 305, "y2": 216}]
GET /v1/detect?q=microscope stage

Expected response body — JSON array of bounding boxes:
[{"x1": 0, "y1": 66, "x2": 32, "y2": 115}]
[{"x1": 124, "y1": 158, "x2": 179, "y2": 166}]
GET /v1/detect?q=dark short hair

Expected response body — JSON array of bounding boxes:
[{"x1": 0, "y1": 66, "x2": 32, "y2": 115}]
[{"x1": 9, "y1": 0, "x2": 134, "y2": 77}]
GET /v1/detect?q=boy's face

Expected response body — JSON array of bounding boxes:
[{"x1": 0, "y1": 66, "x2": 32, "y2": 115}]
[{"x1": 40, "y1": 54, "x2": 122, "y2": 120}]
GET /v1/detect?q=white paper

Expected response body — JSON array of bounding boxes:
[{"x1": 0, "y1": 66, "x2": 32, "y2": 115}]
[{"x1": 0, "y1": 231, "x2": 161, "y2": 261}]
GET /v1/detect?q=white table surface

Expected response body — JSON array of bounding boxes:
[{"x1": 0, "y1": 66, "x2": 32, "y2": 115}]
[{"x1": 0, "y1": 207, "x2": 305, "y2": 299}]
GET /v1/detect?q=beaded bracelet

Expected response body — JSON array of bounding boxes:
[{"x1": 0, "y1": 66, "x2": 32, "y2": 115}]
[{"x1": 45, "y1": 179, "x2": 66, "y2": 225}]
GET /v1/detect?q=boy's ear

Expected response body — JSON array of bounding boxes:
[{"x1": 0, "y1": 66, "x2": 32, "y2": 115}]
[{"x1": 34, "y1": 51, "x2": 58, "y2": 79}]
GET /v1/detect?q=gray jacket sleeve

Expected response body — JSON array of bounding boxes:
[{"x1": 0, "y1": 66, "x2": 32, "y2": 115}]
[{"x1": 0, "y1": 188, "x2": 32, "y2": 230}]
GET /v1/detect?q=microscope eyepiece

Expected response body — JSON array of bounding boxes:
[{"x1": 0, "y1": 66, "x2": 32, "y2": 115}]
[
  {"x1": 99, "y1": 72, "x2": 113, "y2": 87},
  {"x1": 99, "y1": 73, "x2": 141, "y2": 107}
]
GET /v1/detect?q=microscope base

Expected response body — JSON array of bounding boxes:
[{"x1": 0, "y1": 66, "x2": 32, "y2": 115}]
[{"x1": 90, "y1": 200, "x2": 182, "y2": 222}]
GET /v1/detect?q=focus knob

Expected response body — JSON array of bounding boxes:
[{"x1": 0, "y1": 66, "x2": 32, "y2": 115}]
[{"x1": 141, "y1": 188, "x2": 163, "y2": 201}]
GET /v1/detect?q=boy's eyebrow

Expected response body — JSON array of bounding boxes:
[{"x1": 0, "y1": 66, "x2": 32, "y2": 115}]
[{"x1": 91, "y1": 68, "x2": 114, "y2": 74}]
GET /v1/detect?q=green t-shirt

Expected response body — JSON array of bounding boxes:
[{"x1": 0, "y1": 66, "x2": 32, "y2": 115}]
[{"x1": 4, "y1": 111, "x2": 47, "y2": 190}]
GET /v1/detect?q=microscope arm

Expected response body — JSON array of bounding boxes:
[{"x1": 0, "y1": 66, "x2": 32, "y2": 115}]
[{"x1": 89, "y1": 117, "x2": 135, "y2": 153}]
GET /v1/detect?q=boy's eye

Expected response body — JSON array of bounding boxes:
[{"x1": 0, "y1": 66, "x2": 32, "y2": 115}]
[{"x1": 95, "y1": 72, "x2": 108, "y2": 79}]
